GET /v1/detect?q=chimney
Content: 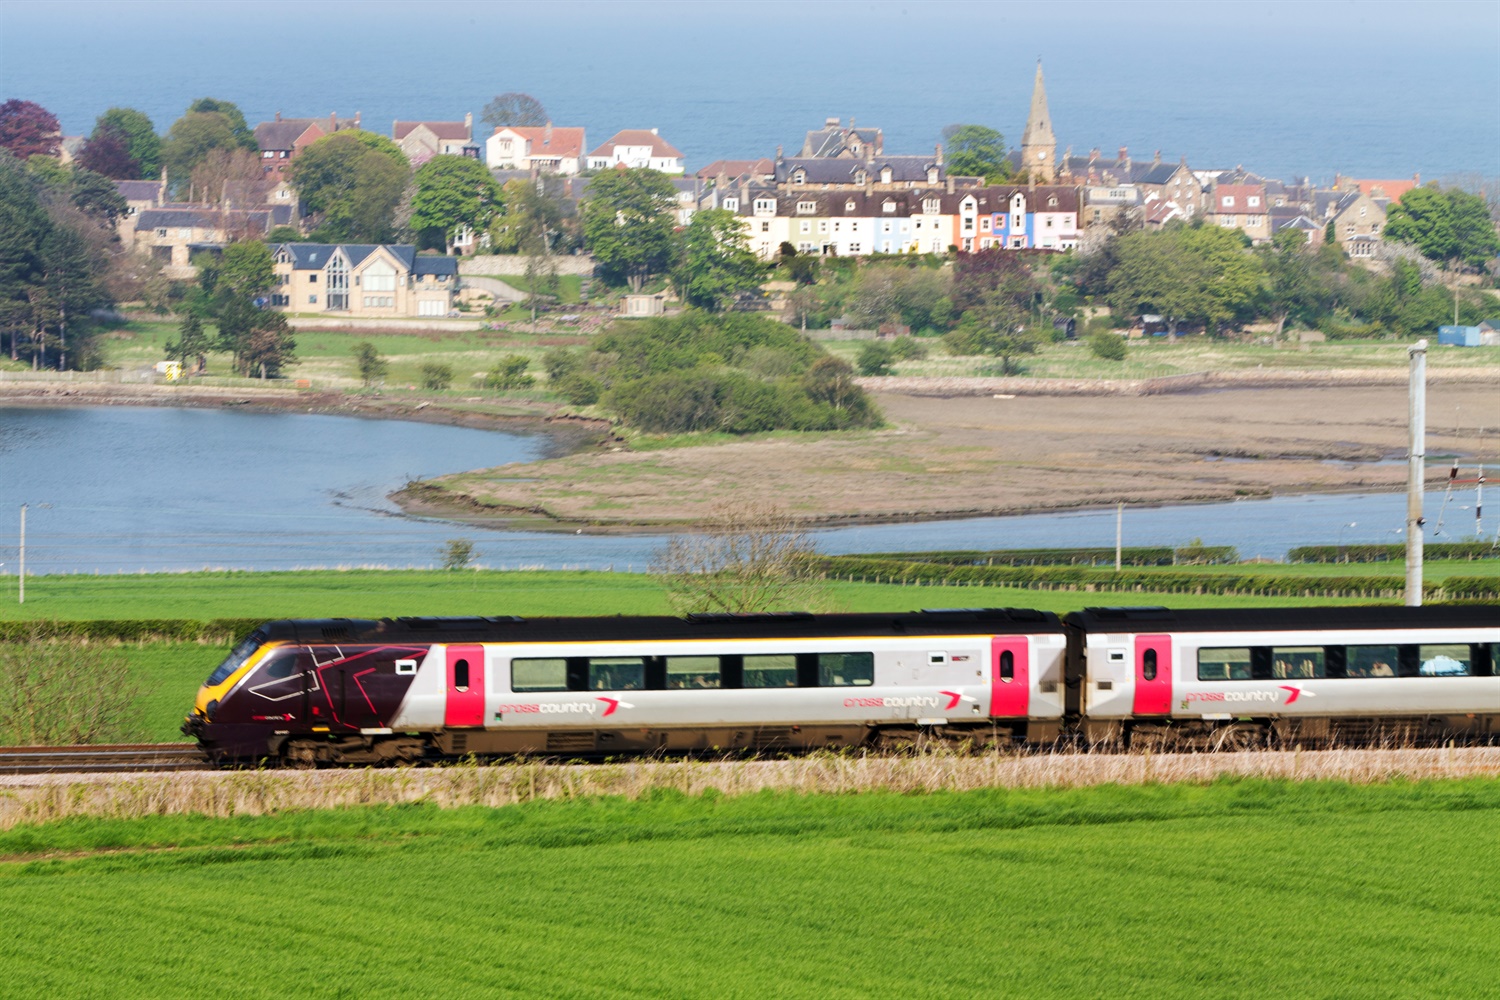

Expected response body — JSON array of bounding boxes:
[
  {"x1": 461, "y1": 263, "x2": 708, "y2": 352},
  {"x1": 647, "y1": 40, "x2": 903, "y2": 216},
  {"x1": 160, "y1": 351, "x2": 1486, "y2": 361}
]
[
  {"x1": 354, "y1": 112, "x2": 361, "y2": 128},
  {"x1": 544, "y1": 121, "x2": 552, "y2": 146},
  {"x1": 1118, "y1": 146, "x2": 1128, "y2": 165},
  {"x1": 935, "y1": 143, "x2": 943, "y2": 167},
  {"x1": 464, "y1": 112, "x2": 473, "y2": 135},
  {"x1": 1153, "y1": 150, "x2": 1161, "y2": 165},
  {"x1": 650, "y1": 127, "x2": 658, "y2": 135},
  {"x1": 946, "y1": 175, "x2": 954, "y2": 195},
  {"x1": 330, "y1": 113, "x2": 337, "y2": 133},
  {"x1": 275, "y1": 111, "x2": 281, "y2": 122}
]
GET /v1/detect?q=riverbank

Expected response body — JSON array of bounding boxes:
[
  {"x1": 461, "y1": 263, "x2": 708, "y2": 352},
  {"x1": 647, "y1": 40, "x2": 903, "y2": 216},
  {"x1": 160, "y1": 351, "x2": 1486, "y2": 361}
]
[
  {"x1": 0, "y1": 381, "x2": 615, "y2": 459},
  {"x1": 392, "y1": 382, "x2": 1500, "y2": 531}
]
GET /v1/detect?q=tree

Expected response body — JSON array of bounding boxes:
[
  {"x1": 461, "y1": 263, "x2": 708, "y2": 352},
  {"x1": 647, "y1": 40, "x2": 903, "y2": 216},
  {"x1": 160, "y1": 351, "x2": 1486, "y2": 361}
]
[
  {"x1": 846, "y1": 264, "x2": 952, "y2": 330},
  {"x1": 481, "y1": 92, "x2": 549, "y2": 129},
  {"x1": 856, "y1": 341, "x2": 894, "y2": 375},
  {"x1": 216, "y1": 240, "x2": 274, "y2": 298},
  {"x1": 673, "y1": 208, "x2": 764, "y2": 311},
  {"x1": 581, "y1": 168, "x2": 679, "y2": 291},
  {"x1": 77, "y1": 125, "x2": 138, "y2": 179},
  {"x1": 161, "y1": 112, "x2": 240, "y2": 190},
  {"x1": 1087, "y1": 331, "x2": 1126, "y2": 360},
  {"x1": 408, "y1": 155, "x2": 502, "y2": 252},
  {"x1": 64, "y1": 167, "x2": 128, "y2": 226},
  {"x1": 217, "y1": 295, "x2": 296, "y2": 377},
  {"x1": 185, "y1": 98, "x2": 255, "y2": 149},
  {"x1": 1257, "y1": 228, "x2": 1326, "y2": 339},
  {"x1": 420, "y1": 362, "x2": 454, "y2": 390},
  {"x1": 1445, "y1": 189, "x2": 1500, "y2": 269},
  {"x1": 1107, "y1": 222, "x2": 1261, "y2": 336},
  {"x1": 189, "y1": 147, "x2": 270, "y2": 207},
  {"x1": 92, "y1": 108, "x2": 160, "y2": 178},
  {"x1": 353, "y1": 341, "x2": 388, "y2": 387},
  {"x1": 649, "y1": 500, "x2": 831, "y2": 614},
  {"x1": 942, "y1": 124, "x2": 1011, "y2": 181},
  {"x1": 289, "y1": 130, "x2": 409, "y2": 243},
  {"x1": 165, "y1": 312, "x2": 211, "y2": 373},
  {"x1": 439, "y1": 539, "x2": 477, "y2": 570},
  {"x1": 0, "y1": 100, "x2": 60, "y2": 159},
  {"x1": 1383, "y1": 187, "x2": 1457, "y2": 264},
  {"x1": 943, "y1": 288, "x2": 1043, "y2": 374},
  {"x1": 485, "y1": 355, "x2": 534, "y2": 390}
]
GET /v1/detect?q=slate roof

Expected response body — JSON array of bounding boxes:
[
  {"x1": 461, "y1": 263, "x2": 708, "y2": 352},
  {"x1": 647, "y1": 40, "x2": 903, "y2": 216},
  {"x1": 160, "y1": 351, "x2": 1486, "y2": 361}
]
[
  {"x1": 801, "y1": 125, "x2": 882, "y2": 158},
  {"x1": 271, "y1": 243, "x2": 458, "y2": 276},
  {"x1": 255, "y1": 120, "x2": 317, "y2": 151},
  {"x1": 413, "y1": 255, "x2": 459, "y2": 277},
  {"x1": 116, "y1": 180, "x2": 162, "y2": 204},
  {"x1": 776, "y1": 155, "x2": 939, "y2": 186},
  {"x1": 136, "y1": 206, "x2": 287, "y2": 231}
]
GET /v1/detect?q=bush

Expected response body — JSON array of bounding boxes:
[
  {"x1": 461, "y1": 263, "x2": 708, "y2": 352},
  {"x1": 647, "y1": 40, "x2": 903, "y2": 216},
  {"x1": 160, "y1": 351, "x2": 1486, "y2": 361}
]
[
  {"x1": 1088, "y1": 332, "x2": 1127, "y2": 361},
  {"x1": 440, "y1": 539, "x2": 476, "y2": 570},
  {"x1": 485, "y1": 355, "x2": 535, "y2": 391},
  {"x1": 888, "y1": 337, "x2": 929, "y2": 361},
  {"x1": 856, "y1": 342, "x2": 894, "y2": 376},
  {"x1": 420, "y1": 362, "x2": 454, "y2": 391},
  {"x1": 353, "y1": 341, "x2": 388, "y2": 387},
  {"x1": 0, "y1": 637, "x2": 149, "y2": 745}
]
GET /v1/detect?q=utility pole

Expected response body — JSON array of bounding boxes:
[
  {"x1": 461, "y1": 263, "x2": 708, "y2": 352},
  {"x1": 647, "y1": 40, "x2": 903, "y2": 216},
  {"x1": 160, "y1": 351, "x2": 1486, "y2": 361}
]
[
  {"x1": 1115, "y1": 502, "x2": 1123, "y2": 571},
  {"x1": 1406, "y1": 339, "x2": 1427, "y2": 606},
  {"x1": 18, "y1": 503, "x2": 24, "y2": 605}
]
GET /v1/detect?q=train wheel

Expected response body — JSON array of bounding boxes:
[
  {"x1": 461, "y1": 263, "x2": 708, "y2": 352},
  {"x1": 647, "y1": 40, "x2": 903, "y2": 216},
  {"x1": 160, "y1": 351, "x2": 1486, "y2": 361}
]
[{"x1": 284, "y1": 740, "x2": 318, "y2": 769}]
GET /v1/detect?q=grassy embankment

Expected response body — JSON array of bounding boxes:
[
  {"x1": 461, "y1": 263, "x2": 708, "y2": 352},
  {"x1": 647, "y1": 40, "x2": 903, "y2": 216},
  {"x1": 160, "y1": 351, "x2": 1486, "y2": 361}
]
[
  {"x1": 0, "y1": 780, "x2": 1497, "y2": 997},
  {"x1": 0, "y1": 566, "x2": 1441, "y2": 743}
]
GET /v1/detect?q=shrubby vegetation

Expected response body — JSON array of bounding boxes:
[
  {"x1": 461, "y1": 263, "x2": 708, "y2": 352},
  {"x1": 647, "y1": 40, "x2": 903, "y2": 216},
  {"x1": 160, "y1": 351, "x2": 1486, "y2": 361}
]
[{"x1": 544, "y1": 312, "x2": 880, "y2": 434}]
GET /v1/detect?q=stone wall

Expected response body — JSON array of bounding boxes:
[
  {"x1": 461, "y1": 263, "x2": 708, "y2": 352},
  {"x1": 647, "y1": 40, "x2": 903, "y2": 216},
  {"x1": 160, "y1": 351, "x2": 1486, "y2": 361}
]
[{"x1": 459, "y1": 255, "x2": 597, "y2": 277}]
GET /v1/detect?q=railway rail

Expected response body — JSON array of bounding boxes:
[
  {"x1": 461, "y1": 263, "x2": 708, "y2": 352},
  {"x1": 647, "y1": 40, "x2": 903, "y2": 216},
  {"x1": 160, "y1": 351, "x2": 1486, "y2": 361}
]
[{"x1": 0, "y1": 743, "x2": 209, "y2": 775}]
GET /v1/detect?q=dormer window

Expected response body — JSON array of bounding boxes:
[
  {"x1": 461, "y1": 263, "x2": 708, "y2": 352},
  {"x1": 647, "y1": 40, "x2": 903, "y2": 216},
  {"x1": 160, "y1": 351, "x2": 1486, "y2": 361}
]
[
  {"x1": 880, "y1": 167, "x2": 892, "y2": 184},
  {"x1": 796, "y1": 200, "x2": 817, "y2": 215},
  {"x1": 853, "y1": 170, "x2": 866, "y2": 185},
  {"x1": 882, "y1": 200, "x2": 896, "y2": 214},
  {"x1": 922, "y1": 198, "x2": 940, "y2": 214},
  {"x1": 1047, "y1": 196, "x2": 1058, "y2": 207},
  {"x1": 1221, "y1": 195, "x2": 1234, "y2": 207},
  {"x1": 1247, "y1": 195, "x2": 1261, "y2": 207},
  {"x1": 723, "y1": 197, "x2": 739, "y2": 211},
  {"x1": 754, "y1": 198, "x2": 775, "y2": 216},
  {"x1": 927, "y1": 167, "x2": 939, "y2": 184},
  {"x1": 792, "y1": 170, "x2": 806, "y2": 184},
  {"x1": 844, "y1": 200, "x2": 856, "y2": 213}
]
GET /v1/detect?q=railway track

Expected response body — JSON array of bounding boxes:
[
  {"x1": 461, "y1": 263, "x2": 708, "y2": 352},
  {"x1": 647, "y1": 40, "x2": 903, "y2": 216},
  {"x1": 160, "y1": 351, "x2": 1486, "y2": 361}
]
[{"x1": 0, "y1": 743, "x2": 208, "y2": 775}]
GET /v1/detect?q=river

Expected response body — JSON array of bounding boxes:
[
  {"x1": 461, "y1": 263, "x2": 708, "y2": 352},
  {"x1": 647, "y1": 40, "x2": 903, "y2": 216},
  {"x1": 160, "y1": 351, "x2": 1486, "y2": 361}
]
[{"x1": 0, "y1": 407, "x2": 1491, "y2": 575}]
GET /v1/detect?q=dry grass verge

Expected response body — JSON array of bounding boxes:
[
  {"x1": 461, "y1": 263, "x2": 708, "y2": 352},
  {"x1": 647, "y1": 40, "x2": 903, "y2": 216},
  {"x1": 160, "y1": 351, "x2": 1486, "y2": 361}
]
[{"x1": 3, "y1": 746, "x2": 1499, "y2": 830}]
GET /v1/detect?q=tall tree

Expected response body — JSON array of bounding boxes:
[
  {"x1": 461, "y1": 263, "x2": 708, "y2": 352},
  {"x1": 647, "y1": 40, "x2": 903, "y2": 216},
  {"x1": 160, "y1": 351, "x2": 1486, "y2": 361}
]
[
  {"x1": 673, "y1": 208, "x2": 763, "y2": 312},
  {"x1": 408, "y1": 154, "x2": 502, "y2": 252},
  {"x1": 77, "y1": 125, "x2": 138, "y2": 179},
  {"x1": 942, "y1": 288, "x2": 1042, "y2": 374},
  {"x1": 161, "y1": 112, "x2": 241, "y2": 191},
  {"x1": 352, "y1": 341, "x2": 388, "y2": 387},
  {"x1": 92, "y1": 108, "x2": 160, "y2": 178},
  {"x1": 1108, "y1": 222, "x2": 1262, "y2": 336},
  {"x1": 65, "y1": 167, "x2": 127, "y2": 226},
  {"x1": 941, "y1": 124, "x2": 1011, "y2": 181},
  {"x1": 1444, "y1": 188, "x2": 1500, "y2": 269},
  {"x1": 217, "y1": 240, "x2": 275, "y2": 299},
  {"x1": 0, "y1": 100, "x2": 60, "y2": 159},
  {"x1": 189, "y1": 147, "x2": 269, "y2": 207},
  {"x1": 185, "y1": 98, "x2": 255, "y2": 149},
  {"x1": 217, "y1": 294, "x2": 295, "y2": 377},
  {"x1": 1257, "y1": 228, "x2": 1322, "y2": 339},
  {"x1": 581, "y1": 167, "x2": 678, "y2": 292},
  {"x1": 290, "y1": 130, "x2": 409, "y2": 243},
  {"x1": 1383, "y1": 187, "x2": 1457, "y2": 263},
  {"x1": 481, "y1": 92, "x2": 549, "y2": 129},
  {"x1": 165, "y1": 312, "x2": 211, "y2": 373}
]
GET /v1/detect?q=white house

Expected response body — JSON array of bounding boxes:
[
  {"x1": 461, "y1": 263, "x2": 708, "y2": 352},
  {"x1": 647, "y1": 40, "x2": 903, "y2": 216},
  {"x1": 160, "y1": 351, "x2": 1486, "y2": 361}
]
[
  {"x1": 586, "y1": 129, "x2": 685, "y2": 174},
  {"x1": 485, "y1": 125, "x2": 587, "y2": 175}
]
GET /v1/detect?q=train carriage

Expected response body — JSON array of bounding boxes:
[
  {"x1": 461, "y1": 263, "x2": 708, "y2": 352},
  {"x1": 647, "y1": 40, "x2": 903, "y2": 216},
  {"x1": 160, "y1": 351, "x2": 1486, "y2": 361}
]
[
  {"x1": 1065, "y1": 606, "x2": 1500, "y2": 747},
  {"x1": 185, "y1": 609, "x2": 1069, "y2": 764}
]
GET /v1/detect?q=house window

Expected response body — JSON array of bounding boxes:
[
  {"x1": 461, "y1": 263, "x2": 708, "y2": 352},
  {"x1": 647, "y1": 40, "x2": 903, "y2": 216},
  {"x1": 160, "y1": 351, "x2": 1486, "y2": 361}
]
[
  {"x1": 1012, "y1": 214, "x2": 1023, "y2": 230},
  {"x1": 760, "y1": 221, "x2": 770, "y2": 232},
  {"x1": 155, "y1": 228, "x2": 167, "y2": 238},
  {"x1": 853, "y1": 171, "x2": 866, "y2": 185},
  {"x1": 844, "y1": 201, "x2": 856, "y2": 212},
  {"x1": 1221, "y1": 195, "x2": 1234, "y2": 207},
  {"x1": 309, "y1": 294, "x2": 318, "y2": 304},
  {"x1": 848, "y1": 243, "x2": 861, "y2": 254},
  {"x1": 880, "y1": 167, "x2": 892, "y2": 183},
  {"x1": 882, "y1": 221, "x2": 891, "y2": 233},
  {"x1": 980, "y1": 217, "x2": 991, "y2": 231},
  {"x1": 962, "y1": 217, "x2": 974, "y2": 231},
  {"x1": 923, "y1": 198, "x2": 940, "y2": 214},
  {"x1": 797, "y1": 242, "x2": 815, "y2": 254},
  {"x1": 1048, "y1": 196, "x2": 1058, "y2": 207},
  {"x1": 262, "y1": 150, "x2": 274, "y2": 159},
  {"x1": 177, "y1": 228, "x2": 191, "y2": 238},
  {"x1": 1248, "y1": 196, "x2": 1261, "y2": 207},
  {"x1": 793, "y1": 170, "x2": 805, "y2": 184},
  {"x1": 1346, "y1": 223, "x2": 1356, "y2": 236},
  {"x1": 796, "y1": 201, "x2": 816, "y2": 215},
  {"x1": 326, "y1": 255, "x2": 349, "y2": 310},
  {"x1": 308, "y1": 274, "x2": 317, "y2": 283},
  {"x1": 817, "y1": 221, "x2": 828, "y2": 234},
  {"x1": 799, "y1": 220, "x2": 811, "y2": 234},
  {"x1": 754, "y1": 199, "x2": 775, "y2": 215},
  {"x1": 364, "y1": 261, "x2": 397, "y2": 292},
  {"x1": 362, "y1": 296, "x2": 394, "y2": 308}
]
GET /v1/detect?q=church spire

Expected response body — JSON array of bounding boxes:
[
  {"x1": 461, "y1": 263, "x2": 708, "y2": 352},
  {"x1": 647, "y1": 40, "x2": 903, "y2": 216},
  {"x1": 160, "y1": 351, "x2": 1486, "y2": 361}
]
[{"x1": 1020, "y1": 60, "x2": 1057, "y2": 183}]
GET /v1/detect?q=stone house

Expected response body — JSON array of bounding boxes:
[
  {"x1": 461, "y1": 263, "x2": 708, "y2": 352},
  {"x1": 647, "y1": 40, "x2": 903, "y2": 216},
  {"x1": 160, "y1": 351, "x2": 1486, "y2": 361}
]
[
  {"x1": 133, "y1": 204, "x2": 294, "y2": 275},
  {"x1": 253, "y1": 112, "x2": 361, "y2": 204},
  {"x1": 393, "y1": 116, "x2": 478, "y2": 165},
  {"x1": 269, "y1": 244, "x2": 459, "y2": 318},
  {"x1": 1210, "y1": 182, "x2": 1270, "y2": 242},
  {"x1": 1315, "y1": 190, "x2": 1388, "y2": 249}
]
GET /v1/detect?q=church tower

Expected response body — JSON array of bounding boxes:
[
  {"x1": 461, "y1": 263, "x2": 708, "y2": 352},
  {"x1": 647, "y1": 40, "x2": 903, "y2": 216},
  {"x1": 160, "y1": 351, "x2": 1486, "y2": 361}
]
[{"x1": 1020, "y1": 61, "x2": 1056, "y2": 183}]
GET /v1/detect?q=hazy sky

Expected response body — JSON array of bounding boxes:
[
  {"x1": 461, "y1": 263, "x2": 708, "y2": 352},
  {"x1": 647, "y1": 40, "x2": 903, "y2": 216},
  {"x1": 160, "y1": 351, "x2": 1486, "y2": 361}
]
[{"x1": 3, "y1": 0, "x2": 1496, "y2": 180}]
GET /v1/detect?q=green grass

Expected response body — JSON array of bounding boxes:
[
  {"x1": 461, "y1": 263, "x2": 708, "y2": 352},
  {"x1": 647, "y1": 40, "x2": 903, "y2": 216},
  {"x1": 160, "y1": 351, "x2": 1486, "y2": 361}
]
[
  {"x1": 1, "y1": 779, "x2": 1497, "y2": 997},
  {"x1": 817, "y1": 334, "x2": 1500, "y2": 380},
  {"x1": 0, "y1": 569, "x2": 1382, "y2": 623},
  {"x1": 117, "y1": 642, "x2": 230, "y2": 742}
]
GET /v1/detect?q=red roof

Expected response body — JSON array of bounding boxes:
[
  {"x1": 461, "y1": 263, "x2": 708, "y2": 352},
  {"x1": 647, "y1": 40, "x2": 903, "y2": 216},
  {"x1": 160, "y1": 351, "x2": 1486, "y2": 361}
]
[
  {"x1": 696, "y1": 158, "x2": 774, "y2": 179},
  {"x1": 496, "y1": 126, "x2": 586, "y2": 160},
  {"x1": 1348, "y1": 178, "x2": 1418, "y2": 202},
  {"x1": 394, "y1": 121, "x2": 471, "y2": 142},
  {"x1": 589, "y1": 129, "x2": 683, "y2": 159},
  {"x1": 1214, "y1": 183, "x2": 1265, "y2": 212}
]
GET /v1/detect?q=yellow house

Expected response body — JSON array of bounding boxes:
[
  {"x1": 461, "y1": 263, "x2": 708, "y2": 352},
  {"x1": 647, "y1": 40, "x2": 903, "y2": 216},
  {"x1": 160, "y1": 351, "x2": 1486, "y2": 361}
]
[{"x1": 269, "y1": 244, "x2": 458, "y2": 318}]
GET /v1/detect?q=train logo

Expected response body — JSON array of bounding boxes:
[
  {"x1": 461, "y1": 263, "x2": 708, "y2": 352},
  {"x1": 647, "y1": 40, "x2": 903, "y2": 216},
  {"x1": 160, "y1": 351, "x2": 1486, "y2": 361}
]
[{"x1": 597, "y1": 697, "x2": 635, "y2": 717}]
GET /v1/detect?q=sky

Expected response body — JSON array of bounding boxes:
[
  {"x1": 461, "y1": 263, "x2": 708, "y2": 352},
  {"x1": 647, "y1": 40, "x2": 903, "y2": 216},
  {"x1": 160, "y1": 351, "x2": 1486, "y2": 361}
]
[{"x1": 2, "y1": 0, "x2": 1496, "y2": 182}]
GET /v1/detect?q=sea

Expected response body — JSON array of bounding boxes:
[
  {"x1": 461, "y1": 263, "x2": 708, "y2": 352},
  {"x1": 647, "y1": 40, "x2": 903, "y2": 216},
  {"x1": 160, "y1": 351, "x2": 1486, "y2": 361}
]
[{"x1": 3, "y1": 0, "x2": 1497, "y2": 187}]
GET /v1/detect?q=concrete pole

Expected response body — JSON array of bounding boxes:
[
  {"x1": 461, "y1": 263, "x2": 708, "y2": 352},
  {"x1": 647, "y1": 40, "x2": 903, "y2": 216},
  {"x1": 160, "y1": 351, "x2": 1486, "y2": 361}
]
[
  {"x1": 18, "y1": 504, "x2": 25, "y2": 606},
  {"x1": 1115, "y1": 502, "x2": 1123, "y2": 571},
  {"x1": 1406, "y1": 339, "x2": 1427, "y2": 606}
]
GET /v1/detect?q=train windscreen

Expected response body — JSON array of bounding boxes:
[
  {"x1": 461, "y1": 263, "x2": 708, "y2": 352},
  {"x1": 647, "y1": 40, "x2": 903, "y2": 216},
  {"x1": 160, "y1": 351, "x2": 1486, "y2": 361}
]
[{"x1": 205, "y1": 633, "x2": 266, "y2": 686}]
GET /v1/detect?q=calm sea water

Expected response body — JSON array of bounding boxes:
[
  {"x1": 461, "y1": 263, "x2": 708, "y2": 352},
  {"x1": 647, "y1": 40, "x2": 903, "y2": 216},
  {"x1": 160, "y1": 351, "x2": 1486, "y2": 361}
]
[
  {"x1": 0, "y1": 408, "x2": 1490, "y2": 574},
  {"x1": 3, "y1": 0, "x2": 1496, "y2": 185}
]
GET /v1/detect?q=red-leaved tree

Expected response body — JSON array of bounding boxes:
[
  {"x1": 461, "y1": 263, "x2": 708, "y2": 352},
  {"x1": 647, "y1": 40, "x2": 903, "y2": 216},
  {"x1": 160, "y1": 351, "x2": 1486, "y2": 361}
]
[
  {"x1": 78, "y1": 124, "x2": 138, "y2": 179},
  {"x1": 0, "y1": 99, "x2": 61, "y2": 158}
]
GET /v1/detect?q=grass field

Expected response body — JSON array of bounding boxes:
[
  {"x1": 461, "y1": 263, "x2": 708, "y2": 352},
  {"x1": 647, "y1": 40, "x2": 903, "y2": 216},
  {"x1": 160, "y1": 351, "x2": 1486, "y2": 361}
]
[{"x1": 0, "y1": 779, "x2": 1496, "y2": 998}]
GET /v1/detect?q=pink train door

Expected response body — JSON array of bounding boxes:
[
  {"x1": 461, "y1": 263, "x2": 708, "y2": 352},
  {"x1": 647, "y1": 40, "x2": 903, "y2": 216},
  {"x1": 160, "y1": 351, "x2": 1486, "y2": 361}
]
[
  {"x1": 1132, "y1": 634, "x2": 1172, "y2": 716},
  {"x1": 445, "y1": 644, "x2": 485, "y2": 727},
  {"x1": 989, "y1": 636, "x2": 1029, "y2": 718}
]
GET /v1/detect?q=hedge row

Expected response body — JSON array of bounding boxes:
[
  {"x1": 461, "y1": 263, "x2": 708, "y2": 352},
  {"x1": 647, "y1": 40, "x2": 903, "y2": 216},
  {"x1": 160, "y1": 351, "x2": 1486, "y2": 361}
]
[
  {"x1": 816, "y1": 556, "x2": 1500, "y2": 601},
  {"x1": 0, "y1": 619, "x2": 264, "y2": 643},
  {"x1": 1289, "y1": 541, "x2": 1500, "y2": 563},
  {"x1": 861, "y1": 545, "x2": 1239, "y2": 568}
]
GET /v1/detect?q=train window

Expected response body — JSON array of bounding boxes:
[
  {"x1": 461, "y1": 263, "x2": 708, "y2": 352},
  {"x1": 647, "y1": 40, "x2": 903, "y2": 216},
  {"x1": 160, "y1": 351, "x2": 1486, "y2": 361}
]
[
  {"x1": 259, "y1": 648, "x2": 302, "y2": 680},
  {"x1": 1142, "y1": 649, "x2": 1158, "y2": 681},
  {"x1": 206, "y1": 634, "x2": 265, "y2": 686},
  {"x1": 1418, "y1": 644, "x2": 1471, "y2": 677},
  {"x1": 1272, "y1": 647, "x2": 1325, "y2": 679},
  {"x1": 666, "y1": 656, "x2": 721, "y2": 689},
  {"x1": 744, "y1": 654, "x2": 797, "y2": 688},
  {"x1": 512, "y1": 658, "x2": 568, "y2": 692},
  {"x1": 453, "y1": 659, "x2": 470, "y2": 691},
  {"x1": 999, "y1": 650, "x2": 1014, "y2": 682},
  {"x1": 1198, "y1": 648, "x2": 1251, "y2": 681},
  {"x1": 1345, "y1": 645, "x2": 1398, "y2": 678},
  {"x1": 819, "y1": 652, "x2": 874, "y2": 687},
  {"x1": 589, "y1": 657, "x2": 645, "y2": 691}
]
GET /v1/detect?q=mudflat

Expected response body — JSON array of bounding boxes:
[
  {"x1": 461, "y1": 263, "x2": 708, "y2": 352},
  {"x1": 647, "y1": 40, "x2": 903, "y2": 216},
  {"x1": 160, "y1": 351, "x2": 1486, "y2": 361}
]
[{"x1": 400, "y1": 382, "x2": 1500, "y2": 529}]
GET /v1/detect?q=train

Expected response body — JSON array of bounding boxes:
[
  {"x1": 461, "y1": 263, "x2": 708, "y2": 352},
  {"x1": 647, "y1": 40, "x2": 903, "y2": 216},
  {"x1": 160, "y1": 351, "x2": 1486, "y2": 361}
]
[{"x1": 182, "y1": 604, "x2": 1500, "y2": 765}]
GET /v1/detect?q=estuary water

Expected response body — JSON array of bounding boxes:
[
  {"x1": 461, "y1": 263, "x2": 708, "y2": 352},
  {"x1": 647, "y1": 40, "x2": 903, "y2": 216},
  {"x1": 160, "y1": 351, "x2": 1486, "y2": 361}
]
[{"x1": 0, "y1": 407, "x2": 1490, "y2": 575}]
